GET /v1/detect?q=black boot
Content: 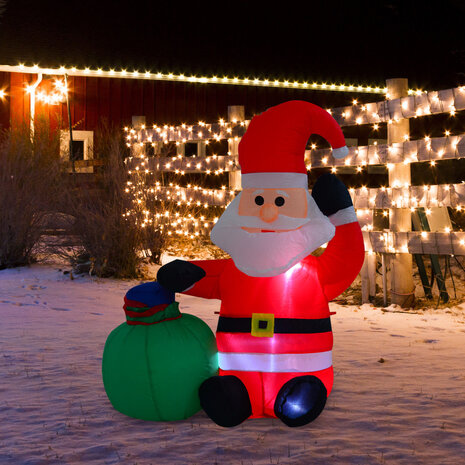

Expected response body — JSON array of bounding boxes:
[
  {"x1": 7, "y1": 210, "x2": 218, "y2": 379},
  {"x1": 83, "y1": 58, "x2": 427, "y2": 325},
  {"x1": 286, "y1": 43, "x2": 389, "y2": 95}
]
[
  {"x1": 199, "y1": 375, "x2": 252, "y2": 427},
  {"x1": 274, "y1": 375, "x2": 327, "y2": 427}
]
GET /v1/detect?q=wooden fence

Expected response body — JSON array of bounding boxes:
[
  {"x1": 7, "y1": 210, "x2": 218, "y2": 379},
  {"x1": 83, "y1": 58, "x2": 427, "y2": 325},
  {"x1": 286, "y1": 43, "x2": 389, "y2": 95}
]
[{"x1": 126, "y1": 82, "x2": 465, "y2": 304}]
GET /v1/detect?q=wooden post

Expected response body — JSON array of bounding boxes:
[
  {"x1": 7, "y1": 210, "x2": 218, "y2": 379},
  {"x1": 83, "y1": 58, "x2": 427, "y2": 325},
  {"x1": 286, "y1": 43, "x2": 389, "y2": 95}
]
[
  {"x1": 176, "y1": 142, "x2": 185, "y2": 157},
  {"x1": 197, "y1": 141, "x2": 206, "y2": 157},
  {"x1": 367, "y1": 252, "x2": 377, "y2": 298},
  {"x1": 361, "y1": 251, "x2": 377, "y2": 303},
  {"x1": 131, "y1": 116, "x2": 146, "y2": 158},
  {"x1": 360, "y1": 257, "x2": 370, "y2": 303},
  {"x1": 387, "y1": 78, "x2": 415, "y2": 307},
  {"x1": 381, "y1": 253, "x2": 388, "y2": 306},
  {"x1": 132, "y1": 116, "x2": 146, "y2": 128},
  {"x1": 28, "y1": 73, "x2": 42, "y2": 138},
  {"x1": 228, "y1": 105, "x2": 244, "y2": 191}
]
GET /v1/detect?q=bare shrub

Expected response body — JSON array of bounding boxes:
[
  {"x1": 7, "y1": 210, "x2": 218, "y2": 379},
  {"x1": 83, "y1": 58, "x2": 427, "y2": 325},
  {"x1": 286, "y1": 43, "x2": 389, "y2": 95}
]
[
  {"x1": 61, "y1": 121, "x2": 169, "y2": 278},
  {"x1": 164, "y1": 234, "x2": 230, "y2": 260},
  {"x1": 0, "y1": 120, "x2": 62, "y2": 269}
]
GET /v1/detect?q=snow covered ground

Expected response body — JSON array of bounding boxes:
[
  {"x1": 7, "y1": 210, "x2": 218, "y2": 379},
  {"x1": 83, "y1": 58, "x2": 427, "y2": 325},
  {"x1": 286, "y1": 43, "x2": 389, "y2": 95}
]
[{"x1": 1, "y1": 263, "x2": 464, "y2": 465}]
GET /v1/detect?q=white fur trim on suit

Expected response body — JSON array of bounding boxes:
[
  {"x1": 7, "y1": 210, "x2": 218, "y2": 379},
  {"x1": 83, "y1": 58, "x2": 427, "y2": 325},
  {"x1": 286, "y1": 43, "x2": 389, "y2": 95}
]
[
  {"x1": 241, "y1": 172, "x2": 308, "y2": 189},
  {"x1": 332, "y1": 146, "x2": 349, "y2": 159},
  {"x1": 329, "y1": 206, "x2": 358, "y2": 226},
  {"x1": 218, "y1": 351, "x2": 333, "y2": 373}
]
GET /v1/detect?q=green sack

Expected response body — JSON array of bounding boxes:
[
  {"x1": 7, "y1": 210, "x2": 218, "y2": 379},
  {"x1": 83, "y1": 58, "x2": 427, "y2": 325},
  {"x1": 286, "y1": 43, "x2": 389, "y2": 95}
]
[{"x1": 102, "y1": 283, "x2": 218, "y2": 421}]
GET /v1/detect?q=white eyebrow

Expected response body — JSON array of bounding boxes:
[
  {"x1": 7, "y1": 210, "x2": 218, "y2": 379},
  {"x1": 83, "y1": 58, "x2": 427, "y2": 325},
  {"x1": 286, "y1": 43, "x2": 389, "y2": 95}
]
[
  {"x1": 276, "y1": 190, "x2": 290, "y2": 198},
  {"x1": 252, "y1": 189, "x2": 264, "y2": 196}
]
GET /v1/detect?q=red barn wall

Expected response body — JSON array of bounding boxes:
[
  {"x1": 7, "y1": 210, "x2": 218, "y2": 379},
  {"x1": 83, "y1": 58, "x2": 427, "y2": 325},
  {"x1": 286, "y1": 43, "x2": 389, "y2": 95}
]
[{"x1": 1, "y1": 71, "x2": 361, "y2": 133}]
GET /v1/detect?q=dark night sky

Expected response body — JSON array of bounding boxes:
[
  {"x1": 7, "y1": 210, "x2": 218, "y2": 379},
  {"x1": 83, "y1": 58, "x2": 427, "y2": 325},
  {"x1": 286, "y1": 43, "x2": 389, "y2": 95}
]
[{"x1": 0, "y1": 0, "x2": 464, "y2": 91}]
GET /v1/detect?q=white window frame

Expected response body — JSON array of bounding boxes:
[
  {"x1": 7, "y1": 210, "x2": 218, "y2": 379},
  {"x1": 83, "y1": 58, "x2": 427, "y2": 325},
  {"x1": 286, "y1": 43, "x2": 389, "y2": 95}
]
[{"x1": 60, "y1": 130, "x2": 94, "y2": 161}]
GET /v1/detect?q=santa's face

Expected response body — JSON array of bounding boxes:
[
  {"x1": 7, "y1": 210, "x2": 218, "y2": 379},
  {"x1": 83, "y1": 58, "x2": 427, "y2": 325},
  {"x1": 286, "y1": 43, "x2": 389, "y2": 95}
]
[{"x1": 210, "y1": 187, "x2": 335, "y2": 277}]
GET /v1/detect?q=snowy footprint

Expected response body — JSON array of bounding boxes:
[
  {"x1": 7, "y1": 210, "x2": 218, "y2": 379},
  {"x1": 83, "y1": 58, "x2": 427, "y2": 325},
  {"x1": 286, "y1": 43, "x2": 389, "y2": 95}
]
[{"x1": 26, "y1": 284, "x2": 47, "y2": 290}]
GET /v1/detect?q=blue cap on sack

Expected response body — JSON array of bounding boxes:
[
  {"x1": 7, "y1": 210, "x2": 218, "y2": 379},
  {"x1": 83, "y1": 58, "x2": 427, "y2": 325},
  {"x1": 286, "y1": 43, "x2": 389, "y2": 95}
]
[{"x1": 125, "y1": 281, "x2": 175, "y2": 307}]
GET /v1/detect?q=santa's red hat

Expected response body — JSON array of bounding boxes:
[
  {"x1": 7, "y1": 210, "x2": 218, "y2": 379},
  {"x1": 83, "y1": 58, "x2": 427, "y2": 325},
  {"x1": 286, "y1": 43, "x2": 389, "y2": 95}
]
[{"x1": 239, "y1": 100, "x2": 348, "y2": 189}]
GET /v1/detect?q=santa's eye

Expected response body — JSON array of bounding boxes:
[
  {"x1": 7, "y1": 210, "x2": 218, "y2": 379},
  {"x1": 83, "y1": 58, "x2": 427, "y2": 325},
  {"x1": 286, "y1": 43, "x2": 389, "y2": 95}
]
[
  {"x1": 275, "y1": 196, "x2": 285, "y2": 207},
  {"x1": 254, "y1": 195, "x2": 264, "y2": 206}
]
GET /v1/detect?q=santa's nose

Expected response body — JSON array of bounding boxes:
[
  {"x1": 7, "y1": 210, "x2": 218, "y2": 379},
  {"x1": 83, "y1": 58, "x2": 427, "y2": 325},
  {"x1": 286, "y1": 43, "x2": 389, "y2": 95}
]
[{"x1": 259, "y1": 203, "x2": 279, "y2": 223}]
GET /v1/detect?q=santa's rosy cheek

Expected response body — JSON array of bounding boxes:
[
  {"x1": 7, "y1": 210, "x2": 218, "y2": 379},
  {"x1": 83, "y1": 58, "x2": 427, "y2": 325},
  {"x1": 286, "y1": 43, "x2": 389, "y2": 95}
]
[
  {"x1": 238, "y1": 195, "x2": 261, "y2": 216},
  {"x1": 279, "y1": 197, "x2": 308, "y2": 218}
]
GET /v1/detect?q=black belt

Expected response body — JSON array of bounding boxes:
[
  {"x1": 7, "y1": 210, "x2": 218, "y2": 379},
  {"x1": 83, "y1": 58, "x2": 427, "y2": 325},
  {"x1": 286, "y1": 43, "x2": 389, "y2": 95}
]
[{"x1": 217, "y1": 316, "x2": 332, "y2": 334}]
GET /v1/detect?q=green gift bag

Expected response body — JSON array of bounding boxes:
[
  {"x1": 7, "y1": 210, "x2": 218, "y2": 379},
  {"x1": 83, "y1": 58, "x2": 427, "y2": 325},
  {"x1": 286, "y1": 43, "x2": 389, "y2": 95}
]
[{"x1": 102, "y1": 281, "x2": 218, "y2": 421}]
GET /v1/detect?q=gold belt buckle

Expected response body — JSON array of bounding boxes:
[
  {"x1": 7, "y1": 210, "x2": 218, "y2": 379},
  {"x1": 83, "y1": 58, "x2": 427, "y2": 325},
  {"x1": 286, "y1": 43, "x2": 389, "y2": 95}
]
[{"x1": 251, "y1": 313, "x2": 275, "y2": 337}]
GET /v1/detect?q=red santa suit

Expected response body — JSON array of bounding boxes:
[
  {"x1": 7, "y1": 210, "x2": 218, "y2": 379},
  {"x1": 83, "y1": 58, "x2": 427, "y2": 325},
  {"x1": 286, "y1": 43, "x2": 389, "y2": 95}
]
[
  {"x1": 185, "y1": 218, "x2": 364, "y2": 418},
  {"x1": 180, "y1": 101, "x2": 365, "y2": 420}
]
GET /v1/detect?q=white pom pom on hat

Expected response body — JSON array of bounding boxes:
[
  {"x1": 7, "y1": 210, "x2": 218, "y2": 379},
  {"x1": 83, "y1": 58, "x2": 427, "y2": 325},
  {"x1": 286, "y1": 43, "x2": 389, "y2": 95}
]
[{"x1": 332, "y1": 146, "x2": 349, "y2": 159}]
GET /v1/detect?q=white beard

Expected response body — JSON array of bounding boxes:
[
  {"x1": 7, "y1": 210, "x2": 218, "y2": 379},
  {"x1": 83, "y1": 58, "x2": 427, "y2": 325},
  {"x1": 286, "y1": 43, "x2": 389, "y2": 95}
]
[{"x1": 211, "y1": 192, "x2": 335, "y2": 277}]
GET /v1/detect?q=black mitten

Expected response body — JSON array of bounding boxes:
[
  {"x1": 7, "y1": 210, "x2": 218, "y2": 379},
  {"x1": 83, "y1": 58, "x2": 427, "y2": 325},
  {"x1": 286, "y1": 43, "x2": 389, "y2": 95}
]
[
  {"x1": 157, "y1": 259, "x2": 206, "y2": 293},
  {"x1": 311, "y1": 173, "x2": 353, "y2": 217}
]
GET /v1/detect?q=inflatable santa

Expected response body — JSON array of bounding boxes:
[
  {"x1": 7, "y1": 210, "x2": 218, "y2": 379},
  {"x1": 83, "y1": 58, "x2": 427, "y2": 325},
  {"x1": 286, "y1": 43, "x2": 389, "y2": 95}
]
[{"x1": 157, "y1": 100, "x2": 365, "y2": 427}]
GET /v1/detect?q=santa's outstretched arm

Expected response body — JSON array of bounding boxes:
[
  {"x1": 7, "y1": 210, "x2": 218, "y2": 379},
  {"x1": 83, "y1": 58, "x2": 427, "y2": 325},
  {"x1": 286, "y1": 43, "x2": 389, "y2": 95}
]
[
  {"x1": 311, "y1": 174, "x2": 365, "y2": 301},
  {"x1": 157, "y1": 258, "x2": 230, "y2": 300}
]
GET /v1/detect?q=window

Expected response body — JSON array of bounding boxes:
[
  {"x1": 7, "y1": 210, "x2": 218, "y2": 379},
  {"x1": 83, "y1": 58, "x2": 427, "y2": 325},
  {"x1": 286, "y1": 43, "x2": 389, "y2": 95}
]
[
  {"x1": 72, "y1": 140, "x2": 85, "y2": 161},
  {"x1": 60, "y1": 130, "x2": 94, "y2": 161},
  {"x1": 185, "y1": 142, "x2": 198, "y2": 157}
]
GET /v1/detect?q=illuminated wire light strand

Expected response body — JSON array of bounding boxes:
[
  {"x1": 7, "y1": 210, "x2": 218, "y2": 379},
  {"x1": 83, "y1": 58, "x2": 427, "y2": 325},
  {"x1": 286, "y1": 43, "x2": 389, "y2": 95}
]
[
  {"x1": 332, "y1": 86, "x2": 465, "y2": 127},
  {"x1": 126, "y1": 133, "x2": 465, "y2": 172},
  {"x1": 0, "y1": 64, "x2": 387, "y2": 94}
]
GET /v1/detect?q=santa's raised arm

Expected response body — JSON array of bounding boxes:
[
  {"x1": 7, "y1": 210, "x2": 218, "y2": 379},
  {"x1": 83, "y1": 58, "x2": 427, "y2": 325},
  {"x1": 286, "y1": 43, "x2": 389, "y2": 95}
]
[{"x1": 157, "y1": 101, "x2": 364, "y2": 428}]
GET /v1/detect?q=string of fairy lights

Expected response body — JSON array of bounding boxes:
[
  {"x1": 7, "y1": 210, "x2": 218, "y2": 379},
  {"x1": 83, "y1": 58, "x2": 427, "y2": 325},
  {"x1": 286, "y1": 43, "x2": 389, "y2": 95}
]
[
  {"x1": 125, "y1": 132, "x2": 465, "y2": 173},
  {"x1": 124, "y1": 121, "x2": 247, "y2": 145},
  {"x1": 0, "y1": 76, "x2": 69, "y2": 105},
  {"x1": 128, "y1": 181, "x2": 465, "y2": 211},
  {"x1": 25, "y1": 78, "x2": 68, "y2": 105},
  {"x1": 330, "y1": 86, "x2": 465, "y2": 127},
  {"x1": 311, "y1": 134, "x2": 465, "y2": 168},
  {"x1": 366, "y1": 230, "x2": 465, "y2": 255},
  {"x1": 125, "y1": 82, "x2": 465, "y2": 255},
  {"x1": 0, "y1": 63, "x2": 394, "y2": 95}
]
